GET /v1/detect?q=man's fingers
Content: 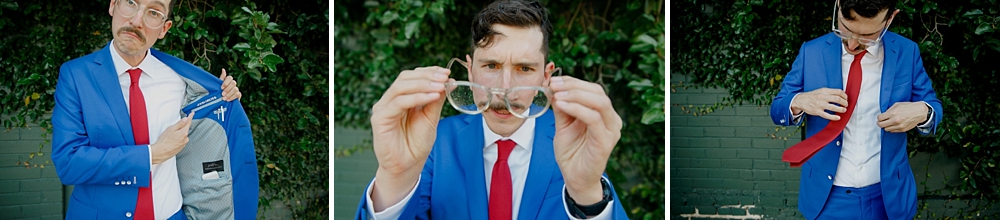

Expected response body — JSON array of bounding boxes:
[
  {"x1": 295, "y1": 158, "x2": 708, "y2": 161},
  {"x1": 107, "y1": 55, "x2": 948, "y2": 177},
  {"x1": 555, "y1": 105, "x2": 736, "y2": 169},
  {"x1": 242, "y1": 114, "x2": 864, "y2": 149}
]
[
  {"x1": 818, "y1": 112, "x2": 841, "y2": 121},
  {"x1": 376, "y1": 92, "x2": 444, "y2": 118},
  {"x1": 552, "y1": 89, "x2": 620, "y2": 130},
  {"x1": 383, "y1": 79, "x2": 447, "y2": 100},
  {"x1": 552, "y1": 99, "x2": 606, "y2": 130},
  {"x1": 396, "y1": 68, "x2": 450, "y2": 82},
  {"x1": 826, "y1": 103, "x2": 847, "y2": 113}
]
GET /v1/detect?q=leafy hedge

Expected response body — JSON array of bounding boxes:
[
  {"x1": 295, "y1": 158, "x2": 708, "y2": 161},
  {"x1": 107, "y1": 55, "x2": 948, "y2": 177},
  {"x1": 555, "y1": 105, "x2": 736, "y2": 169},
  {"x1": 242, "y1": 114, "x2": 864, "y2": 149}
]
[
  {"x1": 673, "y1": 0, "x2": 1000, "y2": 217},
  {"x1": 0, "y1": 0, "x2": 329, "y2": 218},
  {"x1": 334, "y1": 0, "x2": 665, "y2": 219}
]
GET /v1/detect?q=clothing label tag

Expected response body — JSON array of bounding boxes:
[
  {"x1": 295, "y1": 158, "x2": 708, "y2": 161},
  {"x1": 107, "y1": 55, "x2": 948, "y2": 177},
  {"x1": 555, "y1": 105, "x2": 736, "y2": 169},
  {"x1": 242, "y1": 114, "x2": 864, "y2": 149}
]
[
  {"x1": 202, "y1": 160, "x2": 224, "y2": 174},
  {"x1": 202, "y1": 171, "x2": 220, "y2": 180}
]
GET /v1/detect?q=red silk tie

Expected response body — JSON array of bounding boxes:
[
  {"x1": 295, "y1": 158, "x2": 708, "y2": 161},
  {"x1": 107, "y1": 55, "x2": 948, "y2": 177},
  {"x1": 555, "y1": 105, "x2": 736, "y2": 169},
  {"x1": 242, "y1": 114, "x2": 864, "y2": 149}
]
[
  {"x1": 128, "y1": 68, "x2": 155, "y2": 220},
  {"x1": 489, "y1": 140, "x2": 516, "y2": 220},
  {"x1": 782, "y1": 50, "x2": 867, "y2": 167}
]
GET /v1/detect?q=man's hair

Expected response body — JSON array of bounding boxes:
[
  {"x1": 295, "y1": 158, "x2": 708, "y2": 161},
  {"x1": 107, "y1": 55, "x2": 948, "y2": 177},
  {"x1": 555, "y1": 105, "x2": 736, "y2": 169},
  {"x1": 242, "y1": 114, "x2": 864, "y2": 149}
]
[
  {"x1": 839, "y1": 0, "x2": 896, "y2": 21},
  {"x1": 470, "y1": 0, "x2": 553, "y2": 57}
]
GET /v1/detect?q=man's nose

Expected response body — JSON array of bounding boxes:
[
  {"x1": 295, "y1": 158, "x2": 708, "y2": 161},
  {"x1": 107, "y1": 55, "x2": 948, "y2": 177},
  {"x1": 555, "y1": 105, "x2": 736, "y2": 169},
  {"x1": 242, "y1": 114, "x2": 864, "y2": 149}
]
[
  {"x1": 845, "y1": 39, "x2": 861, "y2": 51},
  {"x1": 129, "y1": 13, "x2": 144, "y2": 27}
]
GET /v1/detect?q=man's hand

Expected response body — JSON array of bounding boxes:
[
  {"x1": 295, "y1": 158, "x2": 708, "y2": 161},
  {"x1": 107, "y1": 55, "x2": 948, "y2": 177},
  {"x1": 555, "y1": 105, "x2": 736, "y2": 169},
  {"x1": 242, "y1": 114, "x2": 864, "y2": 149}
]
[
  {"x1": 877, "y1": 102, "x2": 928, "y2": 133},
  {"x1": 150, "y1": 112, "x2": 193, "y2": 164},
  {"x1": 219, "y1": 68, "x2": 242, "y2": 101},
  {"x1": 369, "y1": 67, "x2": 450, "y2": 211},
  {"x1": 790, "y1": 88, "x2": 849, "y2": 121},
  {"x1": 549, "y1": 76, "x2": 623, "y2": 205}
]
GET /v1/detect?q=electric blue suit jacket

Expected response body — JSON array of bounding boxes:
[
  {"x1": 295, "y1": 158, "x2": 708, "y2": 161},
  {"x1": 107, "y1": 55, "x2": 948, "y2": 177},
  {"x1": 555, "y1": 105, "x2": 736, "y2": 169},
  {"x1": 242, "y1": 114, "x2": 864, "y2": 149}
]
[
  {"x1": 354, "y1": 111, "x2": 629, "y2": 219},
  {"x1": 770, "y1": 32, "x2": 943, "y2": 220},
  {"x1": 52, "y1": 43, "x2": 258, "y2": 219}
]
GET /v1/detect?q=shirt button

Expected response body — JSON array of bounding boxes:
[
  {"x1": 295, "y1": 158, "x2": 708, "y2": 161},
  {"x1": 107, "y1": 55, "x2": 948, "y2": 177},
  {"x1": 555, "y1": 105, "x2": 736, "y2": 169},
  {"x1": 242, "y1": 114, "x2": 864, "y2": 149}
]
[{"x1": 126, "y1": 212, "x2": 132, "y2": 217}]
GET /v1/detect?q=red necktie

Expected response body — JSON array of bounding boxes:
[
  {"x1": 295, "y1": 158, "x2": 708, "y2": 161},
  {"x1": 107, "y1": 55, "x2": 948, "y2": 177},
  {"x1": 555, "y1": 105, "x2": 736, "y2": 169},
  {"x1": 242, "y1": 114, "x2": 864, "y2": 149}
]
[
  {"x1": 489, "y1": 140, "x2": 516, "y2": 220},
  {"x1": 782, "y1": 51, "x2": 867, "y2": 167},
  {"x1": 128, "y1": 68, "x2": 155, "y2": 220}
]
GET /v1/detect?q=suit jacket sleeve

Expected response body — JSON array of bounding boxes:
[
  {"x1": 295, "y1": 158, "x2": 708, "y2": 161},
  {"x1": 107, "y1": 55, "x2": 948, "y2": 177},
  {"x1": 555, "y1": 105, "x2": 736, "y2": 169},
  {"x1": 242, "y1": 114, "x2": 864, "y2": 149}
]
[
  {"x1": 355, "y1": 151, "x2": 435, "y2": 220},
  {"x1": 51, "y1": 63, "x2": 152, "y2": 187},
  {"x1": 771, "y1": 43, "x2": 808, "y2": 126},
  {"x1": 908, "y1": 46, "x2": 943, "y2": 134}
]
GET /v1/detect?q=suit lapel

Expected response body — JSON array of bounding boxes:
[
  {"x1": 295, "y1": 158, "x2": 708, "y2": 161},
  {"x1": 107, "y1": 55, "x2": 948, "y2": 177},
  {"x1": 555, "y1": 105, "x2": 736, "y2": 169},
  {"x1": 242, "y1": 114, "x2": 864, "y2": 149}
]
[
  {"x1": 879, "y1": 33, "x2": 898, "y2": 111},
  {"x1": 517, "y1": 112, "x2": 556, "y2": 220},
  {"x1": 824, "y1": 35, "x2": 844, "y2": 90},
  {"x1": 457, "y1": 115, "x2": 489, "y2": 218},
  {"x1": 92, "y1": 44, "x2": 135, "y2": 145}
]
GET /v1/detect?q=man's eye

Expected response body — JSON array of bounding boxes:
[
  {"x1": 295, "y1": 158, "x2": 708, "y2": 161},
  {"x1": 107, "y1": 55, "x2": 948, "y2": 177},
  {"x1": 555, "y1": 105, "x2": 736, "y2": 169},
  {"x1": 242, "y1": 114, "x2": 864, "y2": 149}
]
[
  {"x1": 520, "y1": 67, "x2": 531, "y2": 72},
  {"x1": 127, "y1": 0, "x2": 137, "y2": 6},
  {"x1": 486, "y1": 64, "x2": 497, "y2": 69}
]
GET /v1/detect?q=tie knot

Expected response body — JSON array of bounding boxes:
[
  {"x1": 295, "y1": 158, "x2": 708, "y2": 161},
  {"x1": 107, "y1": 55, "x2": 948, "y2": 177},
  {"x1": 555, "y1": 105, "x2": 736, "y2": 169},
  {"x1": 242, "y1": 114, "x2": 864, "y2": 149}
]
[
  {"x1": 496, "y1": 139, "x2": 516, "y2": 161},
  {"x1": 128, "y1": 68, "x2": 143, "y2": 84},
  {"x1": 853, "y1": 50, "x2": 867, "y2": 61}
]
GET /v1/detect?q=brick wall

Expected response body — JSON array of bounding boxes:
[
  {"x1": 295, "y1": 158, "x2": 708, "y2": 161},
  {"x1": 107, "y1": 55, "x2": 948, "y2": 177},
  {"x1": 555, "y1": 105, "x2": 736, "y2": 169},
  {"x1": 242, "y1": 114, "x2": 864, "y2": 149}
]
[
  {"x1": 332, "y1": 125, "x2": 378, "y2": 219},
  {"x1": 669, "y1": 74, "x2": 1000, "y2": 219},
  {"x1": 0, "y1": 123, "x2": 64, "y2": 220},
  {"x1": 670, "y1": 74, "x2": 803, "y2": 219}
]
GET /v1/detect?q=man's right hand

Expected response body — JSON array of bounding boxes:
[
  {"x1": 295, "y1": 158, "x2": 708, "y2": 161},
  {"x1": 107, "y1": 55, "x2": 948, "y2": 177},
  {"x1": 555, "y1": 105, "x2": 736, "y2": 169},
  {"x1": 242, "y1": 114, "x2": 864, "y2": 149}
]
[
  {"x1": 369, "y1": 67, "x2": 450, "y2": 211},
  {"x1": 150, "y1": 112, "x2": 193, "y2": 164},
  {"x1": 790, "y1": 88, "x2": 849, "y2": 121}
]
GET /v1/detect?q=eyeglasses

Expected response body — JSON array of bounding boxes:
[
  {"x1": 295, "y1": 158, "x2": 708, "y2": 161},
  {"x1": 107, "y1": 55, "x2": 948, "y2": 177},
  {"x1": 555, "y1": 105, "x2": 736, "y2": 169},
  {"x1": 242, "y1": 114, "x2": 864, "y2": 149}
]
[
  {"x1": 444, "y1": 58, "x2": 559, "y2": 119},
  {"x1": 115, "y1": 0, "x2": 168, "y2": 29},
  {"x1": 830, "y1": 0, "x2": 890, "y2": 47}
]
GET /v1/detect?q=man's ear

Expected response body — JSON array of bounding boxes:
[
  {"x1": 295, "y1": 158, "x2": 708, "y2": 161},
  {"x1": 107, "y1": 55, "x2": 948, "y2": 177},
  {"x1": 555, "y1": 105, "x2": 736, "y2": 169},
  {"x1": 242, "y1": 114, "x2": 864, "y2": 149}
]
[
  {"x1": 109, "y1": 0, "x2": 116, "y2": 17},
  {"x1": 544, "y1": 61, "x2": 555, "y2": 85},
  {"x1": 465, "y1": 54, "x2": 474, "y2": 81},
  {"x1": 158, "y1": 20, "x2": 173, "y2": 39},
  {"x1": 888, "y1": 9, "x2": 900, "y2": 24}
]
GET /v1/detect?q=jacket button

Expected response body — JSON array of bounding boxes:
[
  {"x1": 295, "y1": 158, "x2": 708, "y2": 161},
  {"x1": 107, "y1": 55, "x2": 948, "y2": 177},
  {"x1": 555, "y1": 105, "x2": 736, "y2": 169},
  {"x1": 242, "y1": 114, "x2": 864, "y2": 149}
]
[
  {"x1": 127, "y1": 181, "x2": 132, "y2": 185},
  {"x1": 836, "y1": 141, "x2": 841, "y2": 146},
  {"x1": 115, "y1": 181, "x2": 120, "y2": 185},
  {"x1": 780, "y1": 119, "x2": 786, "y2": 123},
  {"x1": 126, "y1": 212, "x2": 132, "y2": 217},
  {"x1": 827, "y1": 175, "x2": 832, "y2": 180}
]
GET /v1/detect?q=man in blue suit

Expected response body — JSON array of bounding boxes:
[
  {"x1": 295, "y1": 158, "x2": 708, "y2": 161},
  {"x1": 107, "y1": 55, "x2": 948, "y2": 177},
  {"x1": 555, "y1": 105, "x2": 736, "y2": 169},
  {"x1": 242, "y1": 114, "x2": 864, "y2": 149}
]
[
  {"x1": 355, "y1": 0, "x2": 629, "y2": 219},
  {"x1": 770, "y1": 0, "x2": 942, "y2": 219},
  {"x1": 51, "y1": 0, "x2": 254, "y2": 219}
]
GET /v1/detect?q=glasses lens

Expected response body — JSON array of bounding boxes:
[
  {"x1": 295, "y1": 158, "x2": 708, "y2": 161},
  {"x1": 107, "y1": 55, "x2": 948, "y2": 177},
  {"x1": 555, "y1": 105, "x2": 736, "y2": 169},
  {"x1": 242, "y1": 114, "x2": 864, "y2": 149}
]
[
  {"x1": 118, "y1": 0, "x2": 138, "y2": 17},
  {"x1": 145, "y1": 12, "x2": 165, "y2": 28},
  {"x1": 507, "y1": 87, "x2": 550, "y2": 118},
  {"x1": 446, "y1": 83, "x2": 489, "y2": 114}
]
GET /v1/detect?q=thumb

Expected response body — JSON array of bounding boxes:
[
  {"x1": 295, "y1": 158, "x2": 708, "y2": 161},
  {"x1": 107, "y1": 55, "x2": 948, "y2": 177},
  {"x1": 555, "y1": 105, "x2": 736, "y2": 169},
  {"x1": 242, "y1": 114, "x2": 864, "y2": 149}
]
[{"x1": 219, "y1": 68, "x2": 227, "y2": 80}]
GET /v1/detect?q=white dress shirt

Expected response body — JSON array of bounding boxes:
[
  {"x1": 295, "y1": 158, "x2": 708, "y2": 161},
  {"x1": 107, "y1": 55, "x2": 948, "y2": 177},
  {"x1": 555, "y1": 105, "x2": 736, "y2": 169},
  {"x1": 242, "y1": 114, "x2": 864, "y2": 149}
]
[
  {"x1": 366, "y1": 116, "x2": 614, "y2": 219},
  {"x1": 790, "y1": 41, "x2": 933, "y2": 188},
  {"x1": 111, "y1": 41, "x2": 186, "y2": 219}
]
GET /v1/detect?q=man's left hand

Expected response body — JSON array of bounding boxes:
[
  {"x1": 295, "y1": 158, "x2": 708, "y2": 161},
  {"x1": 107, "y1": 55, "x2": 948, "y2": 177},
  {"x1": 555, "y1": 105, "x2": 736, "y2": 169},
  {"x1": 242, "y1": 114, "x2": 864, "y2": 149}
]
[
  {"x1": 877, "y1": 102, "x2": 928, "y2": 133},
  {"x1": 219, "y1": 68, "x2": 242, "y2": 101},
  {"x1": 549, "y1": 76, "x2": 622, "y2": 205}
]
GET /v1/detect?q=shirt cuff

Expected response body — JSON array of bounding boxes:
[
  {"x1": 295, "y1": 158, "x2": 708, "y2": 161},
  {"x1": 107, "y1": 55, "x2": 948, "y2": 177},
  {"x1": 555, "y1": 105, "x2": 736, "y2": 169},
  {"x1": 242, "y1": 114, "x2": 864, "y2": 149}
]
[
  {"x1": 917, "y1": 101, "x2": 934, "y2": 133},
  {"x1": 366, "y1": 176, "x2": 420, "y2": 220},
  {"x1": 562, "y1": 177, "x2": 614, "y2": 220},
  {"x1": 789, "y1": 94, "x2": 804, "y2": 124}
]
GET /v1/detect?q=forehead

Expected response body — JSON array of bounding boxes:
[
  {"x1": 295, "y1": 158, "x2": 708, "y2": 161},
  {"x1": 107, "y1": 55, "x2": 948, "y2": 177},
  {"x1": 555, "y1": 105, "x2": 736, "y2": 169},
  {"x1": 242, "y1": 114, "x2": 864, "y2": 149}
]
[
  {"x1": 473, "y1": 24, "x2": 545, "y2": 63},
  {"x1": 839, "y1": 9, "x2": 888, "y2": 35}
]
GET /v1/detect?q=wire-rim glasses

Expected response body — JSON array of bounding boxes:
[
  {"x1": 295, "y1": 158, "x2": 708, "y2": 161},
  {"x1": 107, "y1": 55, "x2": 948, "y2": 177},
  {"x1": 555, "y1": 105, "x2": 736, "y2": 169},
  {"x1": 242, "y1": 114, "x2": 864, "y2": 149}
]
[{"x1": 444, "y1": 58, "x2": 559, "y2": 119}]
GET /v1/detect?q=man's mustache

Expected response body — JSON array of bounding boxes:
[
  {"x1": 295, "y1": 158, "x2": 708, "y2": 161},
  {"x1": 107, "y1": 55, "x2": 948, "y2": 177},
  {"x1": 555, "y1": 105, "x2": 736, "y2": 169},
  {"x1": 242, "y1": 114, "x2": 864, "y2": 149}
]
[
  {"x1": 118, "y1": 26, "x2": 146, "y2": 44},
  {"x1": 483, "y1": 101, "x2": 525, "y2": 112}
]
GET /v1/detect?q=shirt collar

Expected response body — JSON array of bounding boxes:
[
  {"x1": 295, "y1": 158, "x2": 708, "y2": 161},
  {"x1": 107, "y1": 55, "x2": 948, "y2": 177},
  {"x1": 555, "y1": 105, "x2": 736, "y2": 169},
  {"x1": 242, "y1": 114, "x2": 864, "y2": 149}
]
[
  {"x1": 109, "y1": 40, "x2": 164, "y2": 79},
  {"x1": 840, "y1": 39, "x2": 882, "y2": 59},
  {"x1": 482, "y1": 116, "x2": 535, "y2": 151}
]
